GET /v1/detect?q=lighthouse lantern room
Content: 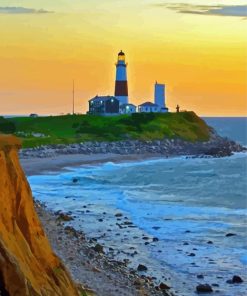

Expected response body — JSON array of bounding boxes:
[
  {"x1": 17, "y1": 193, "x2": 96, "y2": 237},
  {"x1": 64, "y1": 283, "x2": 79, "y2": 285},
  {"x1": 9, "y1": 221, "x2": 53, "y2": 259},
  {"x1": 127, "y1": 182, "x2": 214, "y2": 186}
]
[{"x1": 114, "y1": 50, "x2": 129, "y2": 105}]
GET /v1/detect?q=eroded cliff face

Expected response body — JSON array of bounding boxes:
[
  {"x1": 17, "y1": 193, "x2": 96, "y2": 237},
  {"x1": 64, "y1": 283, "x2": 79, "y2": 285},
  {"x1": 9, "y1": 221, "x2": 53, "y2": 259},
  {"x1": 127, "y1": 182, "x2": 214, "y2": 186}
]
[{"x1": 0, "y1": 135, "x2": 79, "y2": 296}]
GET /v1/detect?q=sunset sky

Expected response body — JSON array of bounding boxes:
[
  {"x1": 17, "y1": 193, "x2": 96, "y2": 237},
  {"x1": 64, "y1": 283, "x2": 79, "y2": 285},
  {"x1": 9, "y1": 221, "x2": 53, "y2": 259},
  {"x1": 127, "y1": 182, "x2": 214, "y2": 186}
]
[{"x1": 0, "y1": 0, "x2": 246, "y2": 116}]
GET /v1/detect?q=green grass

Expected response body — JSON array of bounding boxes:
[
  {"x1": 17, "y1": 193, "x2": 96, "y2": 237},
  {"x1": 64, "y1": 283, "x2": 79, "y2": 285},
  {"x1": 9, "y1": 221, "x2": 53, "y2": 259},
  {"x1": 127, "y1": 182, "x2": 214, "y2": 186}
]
[{"x1": 7, "y1": 112, "x2": 211, "y2": 148}]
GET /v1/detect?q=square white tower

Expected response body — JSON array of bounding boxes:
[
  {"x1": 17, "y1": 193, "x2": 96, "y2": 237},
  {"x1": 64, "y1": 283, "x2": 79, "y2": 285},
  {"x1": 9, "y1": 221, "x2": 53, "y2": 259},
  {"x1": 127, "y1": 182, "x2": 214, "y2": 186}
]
[{"x1": 154, "y1": 82, "x2": 165, "y2": 108}]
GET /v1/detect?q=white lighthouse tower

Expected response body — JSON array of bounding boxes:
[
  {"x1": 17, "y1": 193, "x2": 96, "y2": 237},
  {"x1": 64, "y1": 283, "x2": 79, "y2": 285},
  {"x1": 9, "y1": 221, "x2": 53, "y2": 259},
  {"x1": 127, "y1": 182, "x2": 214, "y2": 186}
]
[
  {"x1": 155, "y1": 82, "x2": 165, "y2": 107},
  {"x1": 114, "y1": 50, "x2": 128, "y2": 105},
  {"x1": 154, "y1": 82, "x2": 168, "y2": 112}
]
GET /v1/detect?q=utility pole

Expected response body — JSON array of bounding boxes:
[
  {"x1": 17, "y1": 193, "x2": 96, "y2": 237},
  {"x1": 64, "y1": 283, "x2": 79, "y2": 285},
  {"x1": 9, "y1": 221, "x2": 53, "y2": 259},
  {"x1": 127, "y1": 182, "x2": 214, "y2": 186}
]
[{"x1": 72, "y1": 79, "x2": 75, "y2": 115}]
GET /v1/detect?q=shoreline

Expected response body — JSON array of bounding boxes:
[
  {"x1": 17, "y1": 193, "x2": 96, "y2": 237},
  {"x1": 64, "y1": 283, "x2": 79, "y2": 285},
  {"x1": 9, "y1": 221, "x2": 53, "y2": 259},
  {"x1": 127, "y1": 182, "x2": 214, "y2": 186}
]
[
  {"x1": 20, "y1": 149, "x2": 247, "y2": 177},
  {"x1": 35, "y1": 200, "x2": 173, "y2": 296},
  {"x1": 21, "y1": 153, "x2": 167, "y2": 176},
  {"x1": 20, "y1": 133, "x2": 246, "y2": 176}
]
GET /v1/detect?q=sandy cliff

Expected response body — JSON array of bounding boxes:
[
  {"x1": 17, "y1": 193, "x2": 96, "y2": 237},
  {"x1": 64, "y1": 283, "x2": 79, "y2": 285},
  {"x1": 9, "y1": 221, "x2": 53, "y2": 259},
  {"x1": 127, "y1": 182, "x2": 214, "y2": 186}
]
[{"x1": 0, "y1": 135, "x2": 79, "y2": 296}]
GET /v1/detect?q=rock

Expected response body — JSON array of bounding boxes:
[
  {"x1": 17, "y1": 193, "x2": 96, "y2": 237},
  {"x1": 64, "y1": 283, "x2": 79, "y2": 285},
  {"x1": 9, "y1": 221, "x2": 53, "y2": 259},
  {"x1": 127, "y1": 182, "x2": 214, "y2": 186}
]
[
  {"x1": 225, "y1": 233, "x2": 237, "y2": 237},
  {"x1": 196, "y1": 284, "x2": 213, "y2": 293},
  {"x1": 232, "y1": 275, "x2": 243, "y2": 283},
  {"x1": 124, "y1": 221, "x2": 133, "y2": 225},
  {"x1": 93, "y1": 244, "x2": 104, "y2": 253},
  {"x1": 64, "y1": 226, "x2": 78, "y2": 237},
  {"x1": 57, "y1": 213, "x2": 74, "y2": 221},
  {"x1": 92, "y1": 267, "x2": 101, "y2": 273},
  {"x1": 227, "y1": 275, "x2": 243, "y2": 284},
  {"x1": 159, "y1": 282, "x2": 170, "y2": 290},
  {"x1": 137, "y1": 264, "x2": 148, "y2": 272}
]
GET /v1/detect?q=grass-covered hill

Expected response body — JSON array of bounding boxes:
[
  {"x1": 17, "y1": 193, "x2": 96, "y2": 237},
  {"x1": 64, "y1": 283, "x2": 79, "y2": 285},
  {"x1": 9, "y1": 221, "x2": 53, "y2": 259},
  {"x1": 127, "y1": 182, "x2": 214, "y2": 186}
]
[{"x1": 1, "y1": 112, "x2": 211, "y2": 148}]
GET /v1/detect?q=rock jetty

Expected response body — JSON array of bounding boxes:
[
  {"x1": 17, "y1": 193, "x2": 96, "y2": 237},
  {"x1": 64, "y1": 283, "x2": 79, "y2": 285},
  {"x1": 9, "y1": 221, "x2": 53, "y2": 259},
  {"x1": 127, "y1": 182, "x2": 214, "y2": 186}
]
[{"x1": 19, "y1": 131, "x2": 245, "y2": 159}]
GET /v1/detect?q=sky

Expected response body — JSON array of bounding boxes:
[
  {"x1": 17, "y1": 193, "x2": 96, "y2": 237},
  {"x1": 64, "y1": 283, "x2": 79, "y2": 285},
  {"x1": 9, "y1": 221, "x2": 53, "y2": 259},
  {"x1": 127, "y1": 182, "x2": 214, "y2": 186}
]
[{"x1": 0, "y1": 0, "x2": 246, "y2": 116}]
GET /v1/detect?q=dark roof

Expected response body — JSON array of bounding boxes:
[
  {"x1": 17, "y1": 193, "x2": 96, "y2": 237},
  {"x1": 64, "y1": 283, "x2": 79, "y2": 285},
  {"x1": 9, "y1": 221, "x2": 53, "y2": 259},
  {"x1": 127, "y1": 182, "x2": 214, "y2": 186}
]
[
  {"x1": 89, "y1": 96, "x2": 118, "y2": 102},
  {"x1": 120, "y1": 104, "x2": 136, "y2": 108},
  {"x1": 139, "y1": 102, "x2": 159, "y2": 107},
  {"x1": 118, "y1": 50, "x2": 125, "y2": 56}
]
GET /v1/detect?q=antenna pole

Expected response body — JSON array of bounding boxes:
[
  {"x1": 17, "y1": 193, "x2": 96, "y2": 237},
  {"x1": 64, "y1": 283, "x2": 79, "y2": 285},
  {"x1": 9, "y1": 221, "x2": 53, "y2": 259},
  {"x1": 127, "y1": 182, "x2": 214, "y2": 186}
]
[{"x1": 72, "y1": 80, "x2": 75, "y2": 115}]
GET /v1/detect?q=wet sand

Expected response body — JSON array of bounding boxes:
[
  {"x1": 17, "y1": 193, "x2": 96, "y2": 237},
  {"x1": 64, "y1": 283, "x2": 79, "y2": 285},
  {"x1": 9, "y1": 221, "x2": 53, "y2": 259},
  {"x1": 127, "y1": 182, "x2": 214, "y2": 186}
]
[{"x1": 21, "y1": 153, "x2": 164, "y2": 176}]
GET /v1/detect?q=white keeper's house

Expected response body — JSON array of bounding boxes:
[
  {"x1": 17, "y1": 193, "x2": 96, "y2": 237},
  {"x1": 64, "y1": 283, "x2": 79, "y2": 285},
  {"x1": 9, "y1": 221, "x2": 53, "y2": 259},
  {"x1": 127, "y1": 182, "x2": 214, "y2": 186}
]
[{"x1": 138, "y1": 102, "x2": 160, "y2": 113}]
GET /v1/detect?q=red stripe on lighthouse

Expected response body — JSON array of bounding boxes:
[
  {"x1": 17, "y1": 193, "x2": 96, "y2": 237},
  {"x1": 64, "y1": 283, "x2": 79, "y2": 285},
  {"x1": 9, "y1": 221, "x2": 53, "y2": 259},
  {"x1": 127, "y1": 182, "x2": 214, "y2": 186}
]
[{"x1": 115, "y1": 81, "x2": 128, "y2": 97}]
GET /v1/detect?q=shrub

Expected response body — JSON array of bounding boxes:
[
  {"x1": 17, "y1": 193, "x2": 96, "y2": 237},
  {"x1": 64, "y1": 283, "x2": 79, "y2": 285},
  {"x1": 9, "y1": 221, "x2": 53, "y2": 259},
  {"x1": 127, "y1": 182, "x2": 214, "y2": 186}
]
[{"x1": 0, "y1": 117, "x2": 16, "y2": 134}]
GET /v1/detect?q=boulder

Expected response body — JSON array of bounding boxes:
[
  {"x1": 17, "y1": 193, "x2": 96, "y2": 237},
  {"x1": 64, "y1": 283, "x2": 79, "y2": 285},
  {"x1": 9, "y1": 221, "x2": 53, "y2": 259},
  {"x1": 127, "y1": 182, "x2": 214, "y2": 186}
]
[
  {"x1": 227, "y1": 275, "x2": 244, "y2": 284},
  {"x1": 137, "y1": 264, "x2": 148, "y2": 272},
  {"x1": 196, "y1": 284, "x2": 213, "y2": 293},
  {"x1": 232, "y1": 275, "x2": 243, "y2": 283},
  {"x1": 159, "y1": 282, "x2": 170, "y2": 290},
  {"x1": 57, "y1": 213, "x2": 74, "y2": 221},
  {"x1": 225, "y1": 233, "x2": 237, "y2": 237},
  {"x1": 93, "y1": 244, "x2": 104, "y2": 253}
]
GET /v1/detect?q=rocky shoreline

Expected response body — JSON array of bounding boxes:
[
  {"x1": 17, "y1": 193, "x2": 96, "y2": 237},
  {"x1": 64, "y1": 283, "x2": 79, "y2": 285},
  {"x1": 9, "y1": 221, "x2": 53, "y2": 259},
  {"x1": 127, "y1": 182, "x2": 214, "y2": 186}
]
[
  {"x1": 20, "y1": 132, "x2": 245, "y2": 160},
  {"x1": 35, "y1": 201, "x2": 174, "y2": 296}
]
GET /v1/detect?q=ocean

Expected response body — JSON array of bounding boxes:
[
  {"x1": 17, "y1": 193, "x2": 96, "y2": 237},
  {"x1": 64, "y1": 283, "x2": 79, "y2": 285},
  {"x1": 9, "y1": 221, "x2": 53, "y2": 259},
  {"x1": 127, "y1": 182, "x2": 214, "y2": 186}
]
[{"x1": 29, "y1": 117, "x2": 247, "y2": 296}]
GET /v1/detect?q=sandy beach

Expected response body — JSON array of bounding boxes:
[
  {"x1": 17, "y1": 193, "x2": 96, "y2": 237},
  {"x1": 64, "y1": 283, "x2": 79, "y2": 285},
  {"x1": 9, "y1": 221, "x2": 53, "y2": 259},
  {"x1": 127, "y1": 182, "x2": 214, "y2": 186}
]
[
  {"x1": 19, "y1": 131, "x2": 246, "y2": 177},
  {"x1": 20, "y1": 153, "x2": 165, "y2": 176}
]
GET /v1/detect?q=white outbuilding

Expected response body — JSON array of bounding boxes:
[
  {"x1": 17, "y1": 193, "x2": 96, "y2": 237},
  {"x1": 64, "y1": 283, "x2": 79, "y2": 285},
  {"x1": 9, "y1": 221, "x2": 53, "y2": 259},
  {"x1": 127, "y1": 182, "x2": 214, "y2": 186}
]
[{"x1": 138, "y1": 102, "x2": 160, "y2": 113}]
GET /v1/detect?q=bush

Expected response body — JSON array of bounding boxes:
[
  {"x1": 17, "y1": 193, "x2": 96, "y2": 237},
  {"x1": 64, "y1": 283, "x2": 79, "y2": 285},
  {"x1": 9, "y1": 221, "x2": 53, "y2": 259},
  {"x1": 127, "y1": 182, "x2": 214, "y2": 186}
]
[
  {"x1": 72, "y1": 122, "x2": 80, "y2": 129},
  {"x1": 0, "y1": 117, "x2": 16, "y2": 134}
]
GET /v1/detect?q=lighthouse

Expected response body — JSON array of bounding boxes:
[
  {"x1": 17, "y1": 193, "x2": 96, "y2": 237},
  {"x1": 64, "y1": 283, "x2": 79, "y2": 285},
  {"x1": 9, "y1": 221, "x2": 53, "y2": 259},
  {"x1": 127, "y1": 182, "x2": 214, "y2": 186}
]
[{"x1": 115, "y1": 50, "x2": 128, "y2": 105}]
